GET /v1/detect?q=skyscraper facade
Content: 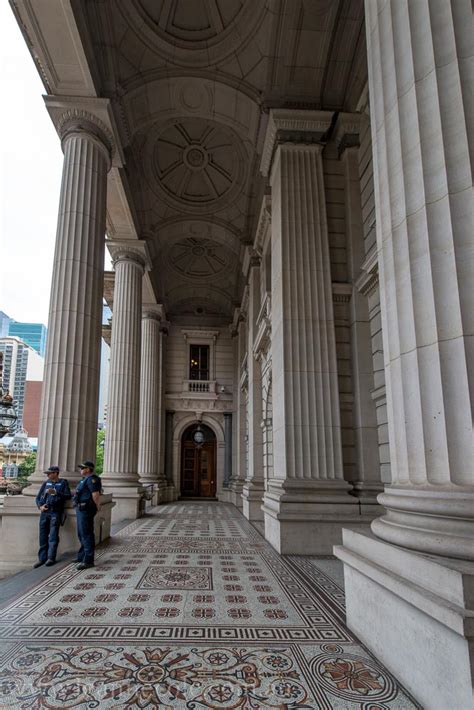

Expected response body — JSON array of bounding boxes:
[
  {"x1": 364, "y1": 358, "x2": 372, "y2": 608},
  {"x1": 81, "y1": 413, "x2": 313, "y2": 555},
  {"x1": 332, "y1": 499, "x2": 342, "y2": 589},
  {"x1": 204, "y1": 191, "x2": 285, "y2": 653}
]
[
  {"x1": 8, "y1": 322, "x2": 47, "y2": 357},
  {"x1": 0, "y1": 337, "x2": 44, "y2": 431}
]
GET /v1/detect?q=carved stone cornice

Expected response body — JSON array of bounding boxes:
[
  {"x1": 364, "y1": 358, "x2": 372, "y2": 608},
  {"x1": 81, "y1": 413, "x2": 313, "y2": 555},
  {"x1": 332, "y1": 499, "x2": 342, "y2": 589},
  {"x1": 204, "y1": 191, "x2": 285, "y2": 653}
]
[
  {"x1": 44, "y1": 96, "x2": 125, "y2": 168},
  {"x1": 242, "y1": 247, "x2": 261, "y2": 279},
  {"x1": 356, "y1": 246, "x2": 379, "y2": 297},
  {"x1": 253, "y1": 294, "x2": 271, "y2": 359},
  {"x1": 107, "y1": 239, "x2": 151, "y2": 271},
  {"x1": 261, "y1": 109, "x2": 334, "y2": 177},
  {"x1": 332, "y1": 283, "x2": 353, "y2": 303},
  {"x1": 253, "y1": 195, "x2": 271, "y2": 253},
  {"x1": 333, "y1": 113, "x2": 362, "y2": 158}
]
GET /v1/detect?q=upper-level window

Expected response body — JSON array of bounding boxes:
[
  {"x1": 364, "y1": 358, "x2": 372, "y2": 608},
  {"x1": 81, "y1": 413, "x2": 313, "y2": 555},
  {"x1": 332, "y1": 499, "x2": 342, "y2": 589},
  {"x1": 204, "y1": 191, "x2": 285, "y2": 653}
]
[{"x1": 189, "y1": 344, "x2": 209, "y2": 381}]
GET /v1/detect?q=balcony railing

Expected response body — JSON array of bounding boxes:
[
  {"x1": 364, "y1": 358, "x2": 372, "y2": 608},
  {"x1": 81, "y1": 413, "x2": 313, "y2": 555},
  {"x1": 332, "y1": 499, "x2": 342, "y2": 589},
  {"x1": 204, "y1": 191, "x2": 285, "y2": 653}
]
[{"x1": 183, "y1": 380, "x2": 216, "y2": 394}]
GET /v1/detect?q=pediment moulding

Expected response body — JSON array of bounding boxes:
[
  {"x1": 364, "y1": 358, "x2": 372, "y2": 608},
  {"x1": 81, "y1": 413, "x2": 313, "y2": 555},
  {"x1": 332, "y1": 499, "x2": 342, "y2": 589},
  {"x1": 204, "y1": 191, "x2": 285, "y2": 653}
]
[
  {"x1": 181, "y1": 329, "x2": 220, "y2": 342},
  {"x1": 355, "y1": 246, "x2": 379, "y2": 297},
  {"x1": 107, "y1": 239, "x2": 152, "y2": 271},
  {"x1": 44, "y1": 96, "x2": 125, "y2": 168},
  {"x1": 332, "y1": 283, "x2": 353, "y2": 303},
  {"x1": 261, "y1": 109, "x2": 335, "y2": 177}
]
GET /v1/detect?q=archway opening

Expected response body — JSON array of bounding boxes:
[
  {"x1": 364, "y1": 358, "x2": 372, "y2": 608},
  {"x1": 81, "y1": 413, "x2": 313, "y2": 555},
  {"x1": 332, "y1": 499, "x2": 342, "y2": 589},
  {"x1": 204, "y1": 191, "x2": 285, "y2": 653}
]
[{"x1": 180, "y1": 423, "x2": 216, "y2": 498}]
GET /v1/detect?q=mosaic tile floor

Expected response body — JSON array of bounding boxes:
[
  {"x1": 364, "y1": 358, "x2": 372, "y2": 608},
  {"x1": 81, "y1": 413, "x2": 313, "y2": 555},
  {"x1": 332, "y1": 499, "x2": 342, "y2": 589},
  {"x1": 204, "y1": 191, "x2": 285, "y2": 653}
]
[{"x1": 0, "y1": 502, "x2": 420, "y2": 709}]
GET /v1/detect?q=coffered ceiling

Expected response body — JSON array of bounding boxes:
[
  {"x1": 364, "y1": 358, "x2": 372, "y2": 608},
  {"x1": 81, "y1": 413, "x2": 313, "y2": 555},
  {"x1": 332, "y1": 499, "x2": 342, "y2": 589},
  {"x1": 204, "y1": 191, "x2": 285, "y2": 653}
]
[{"x1": 12, "y1": 0, "x2": 367, "y2": 324}]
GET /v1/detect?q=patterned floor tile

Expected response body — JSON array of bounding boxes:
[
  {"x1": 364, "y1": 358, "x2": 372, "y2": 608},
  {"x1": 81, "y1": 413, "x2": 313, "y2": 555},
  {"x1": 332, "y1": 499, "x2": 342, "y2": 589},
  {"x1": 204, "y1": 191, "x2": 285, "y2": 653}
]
[{"x1": 0, "y1": 502, "x2": 420, "y2": 709}]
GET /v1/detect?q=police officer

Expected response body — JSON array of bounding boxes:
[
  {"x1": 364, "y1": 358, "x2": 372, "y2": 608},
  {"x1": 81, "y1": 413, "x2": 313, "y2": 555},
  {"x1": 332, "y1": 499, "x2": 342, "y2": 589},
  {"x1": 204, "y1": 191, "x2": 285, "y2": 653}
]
[
  {"x1": 34, "y1": 466, "x2": 71, "y2": 568},
  {"x1": 74, "y1": 460, "x2": 102, "y2": 570}
]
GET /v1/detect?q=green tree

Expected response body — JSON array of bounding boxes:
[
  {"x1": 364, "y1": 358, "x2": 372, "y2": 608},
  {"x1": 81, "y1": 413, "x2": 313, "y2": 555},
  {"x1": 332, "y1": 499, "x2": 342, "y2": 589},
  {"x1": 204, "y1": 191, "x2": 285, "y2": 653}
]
[
  {"x1": 95, "y1": 429, "x2": 105, "y2": 475},
  {"x1": 19, "y1": 451, "x2": 36, "y2": 479}
]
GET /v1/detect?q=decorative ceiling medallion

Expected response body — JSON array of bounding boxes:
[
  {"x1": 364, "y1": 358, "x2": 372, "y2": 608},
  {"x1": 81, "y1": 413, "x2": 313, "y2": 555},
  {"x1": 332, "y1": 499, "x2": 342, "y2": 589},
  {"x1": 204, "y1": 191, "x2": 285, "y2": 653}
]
[
  {"x1": 150, "y1": 119, "x2": 246, "y2": 214},
  {"x1": 168, "y1": 237, "x2": 230, "y2": 279}
]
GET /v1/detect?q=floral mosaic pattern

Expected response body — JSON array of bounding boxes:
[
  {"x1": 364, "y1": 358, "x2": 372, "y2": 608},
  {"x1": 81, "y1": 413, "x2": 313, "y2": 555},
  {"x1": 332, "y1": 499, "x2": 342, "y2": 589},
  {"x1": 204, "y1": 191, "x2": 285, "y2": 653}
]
[{"x1": 0, "y1": 503, "x2": 420, "y2": 708}]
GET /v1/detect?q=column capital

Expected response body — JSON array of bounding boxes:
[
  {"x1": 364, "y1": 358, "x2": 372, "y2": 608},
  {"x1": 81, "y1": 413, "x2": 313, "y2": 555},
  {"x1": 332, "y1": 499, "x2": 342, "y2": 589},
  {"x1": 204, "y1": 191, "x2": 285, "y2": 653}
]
[
  {"x1": 333, "y1": 112, "x2": 361, "y2": 158},
  {"x1": 44, "y1": 96, "x2": 124, "y2": 169},
  {"x1": 242, "y1": 247, "x2": 261, "y2": 279},
  {"x1": 142, "y1": 304, "x2": 164, "y2": 322},
  {"x1": 107, "y1": 240, "x2": 151, "y2": 272},
  {"x1": 261, "y1": 108, "x2": 334, "y2": 177}
]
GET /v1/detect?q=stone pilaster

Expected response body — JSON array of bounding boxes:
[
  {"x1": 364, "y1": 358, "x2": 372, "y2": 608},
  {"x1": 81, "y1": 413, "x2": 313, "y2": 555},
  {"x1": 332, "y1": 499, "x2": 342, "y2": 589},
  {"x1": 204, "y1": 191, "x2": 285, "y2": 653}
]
[
  {"x1": 335, "y1": 114, "x2": 383, "y2": 509},
  {"x1": 261, "y1": 110, "x2": 365, "y2": 555},
  {"x1": 242, "y1": 254, "x2": 265, "y2": 521},
  {"x1": 335, "y1": 4, "x2": 474, "y2": 708},
  {"x1": 102, "y1": 241, "x2": 149, "y2": 522},
  {"x1": 164, "y1": 410, "x2": 175, "y2": 494},
  {"x1": 0, "y1": 100, "x2": 117, "y2": 575},
  {"x1": 229, "y1": 316, "x2": 247, "y2": 509},
  {"x1": 223, "y1": 412, "x2": 233, "y2": 488},
  {"x1": 137, "y1": 307, "x2": 164, "y2": 505}
]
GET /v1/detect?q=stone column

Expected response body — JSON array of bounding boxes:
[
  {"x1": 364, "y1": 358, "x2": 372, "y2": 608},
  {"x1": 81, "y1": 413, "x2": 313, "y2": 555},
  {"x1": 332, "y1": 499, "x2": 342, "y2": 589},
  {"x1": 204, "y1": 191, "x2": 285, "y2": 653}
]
[
  {"x1": 336, "y1": 115, "x2": 383, "y2": 509},
  {"x1": 102, "y1": 241, "x2": 149, "y2": 522},
  {"x1": 29, "y1": 114, "x2": 111, "y2": 489},
  {"x1": 367, "y1": 0, "x2": 473, "y2": 560},
  {"x1": 164, "y1": 410, "x2": 175, "y2": 491},
  {"x1": 260, "y1": 110, "x2": 363, "y2": 555},
  {"x1": 0, "y1": 101, "x2": 116, "y2": 575},
  {"x1": 335, "y1": 4, "x2": 474, "y2": 708},
  {"x1": 229, "y1": 316, "x2": 247, "y2": 508},
  {"x1": 242, "y1": 255, "x2": 265, "y2": 521},
  {"x1": 138, "y1": 307, "x2": 164, "y2": 506},
  {"x1": 223, "y1": 412, "x2": 232, "y2": 488}
]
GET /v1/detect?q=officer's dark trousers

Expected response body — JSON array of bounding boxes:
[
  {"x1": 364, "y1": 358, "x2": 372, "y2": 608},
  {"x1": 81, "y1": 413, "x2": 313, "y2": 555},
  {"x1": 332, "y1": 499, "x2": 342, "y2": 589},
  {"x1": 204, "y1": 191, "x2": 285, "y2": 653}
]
[
  {"x1": 76, "y1": 510, "x2": 96, "y2": 564},
  {"x1": 38, "y1": 511, "x2": 61, "y2": 562}
]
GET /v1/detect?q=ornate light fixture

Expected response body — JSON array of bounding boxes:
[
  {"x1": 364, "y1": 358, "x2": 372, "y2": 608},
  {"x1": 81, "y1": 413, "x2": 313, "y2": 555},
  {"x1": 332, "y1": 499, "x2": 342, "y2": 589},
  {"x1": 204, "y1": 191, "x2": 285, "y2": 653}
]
[
  {"x1": 0, "y1": 390, "x2": 17, "y2": 439},
  {"x1": 193, "y1": 424, "x2": 205, "y2": 447}
]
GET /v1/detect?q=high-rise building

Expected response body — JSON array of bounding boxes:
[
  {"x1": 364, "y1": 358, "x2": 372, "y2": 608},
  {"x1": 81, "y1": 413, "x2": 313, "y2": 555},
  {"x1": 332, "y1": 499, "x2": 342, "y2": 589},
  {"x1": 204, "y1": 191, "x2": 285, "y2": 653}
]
[
  {"x1": 0, "y1": 337, "x2": 44, "y2": 432},
  {"x1": 8, "y1": 322, "x2": 47, "y2": 357},
  {"x1": 0, "y1": 311, "x2": 12, "y2": 338}
]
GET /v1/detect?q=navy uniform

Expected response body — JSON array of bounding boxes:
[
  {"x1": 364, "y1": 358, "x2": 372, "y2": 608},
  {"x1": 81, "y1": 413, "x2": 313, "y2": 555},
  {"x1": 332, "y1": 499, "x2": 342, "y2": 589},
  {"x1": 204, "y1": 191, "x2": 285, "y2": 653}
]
[
  {"x1": 34, "y1": 466, "x2": 71, "y2": 567},
  {"x1": 74, "y1": 460, "x2": 102, "y2": 569}
]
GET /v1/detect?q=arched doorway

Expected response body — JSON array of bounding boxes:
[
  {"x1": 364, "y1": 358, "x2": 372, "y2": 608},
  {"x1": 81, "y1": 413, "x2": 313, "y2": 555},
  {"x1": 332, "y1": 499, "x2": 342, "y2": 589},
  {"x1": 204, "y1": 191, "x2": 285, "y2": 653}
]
[{"x1": 180, "y1": 423, "x2": 216, "y2": 498}]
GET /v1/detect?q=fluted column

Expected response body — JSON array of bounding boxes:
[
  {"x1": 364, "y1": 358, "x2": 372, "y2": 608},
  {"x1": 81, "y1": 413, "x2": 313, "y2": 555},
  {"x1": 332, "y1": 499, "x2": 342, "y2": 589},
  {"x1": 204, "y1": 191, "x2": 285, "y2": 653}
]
[
  {"x1": 102, "y1": 241, "x2": 148, "y2": 520},
  {"x1": 164, "y1": 411, "x2": 175, "y2": 488},
  {"x1": 242, "y1": 257, "x2": 265, "y2": 521},
  {"x1": 336, "y1": 116, "x2": 383, "y2": 507},
  {"x1": 270, "y1": 144, "x2": 347, "y2": 485},
  {"x1": 223, "y1": 412, "x2": 232, "y2": 488},
  {"x1": 138, "y1": 308, "x2": 162, "y2": 491},
  {"x1": 366, "y1": 0, "x2": 473, "y2": 559},
  {"x1": 26, "y1": 112, "x2": 112, "y2": 493},
  {"x1": 260, "y1": 110, "x2": 362, "y2": 554}
]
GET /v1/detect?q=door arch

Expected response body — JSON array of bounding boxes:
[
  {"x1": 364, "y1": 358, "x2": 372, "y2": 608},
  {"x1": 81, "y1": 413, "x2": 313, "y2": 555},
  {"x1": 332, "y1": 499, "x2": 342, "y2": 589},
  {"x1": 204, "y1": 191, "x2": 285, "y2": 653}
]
[{"x1": 180, "y1": 423, "x2": 216, "y2": 498}]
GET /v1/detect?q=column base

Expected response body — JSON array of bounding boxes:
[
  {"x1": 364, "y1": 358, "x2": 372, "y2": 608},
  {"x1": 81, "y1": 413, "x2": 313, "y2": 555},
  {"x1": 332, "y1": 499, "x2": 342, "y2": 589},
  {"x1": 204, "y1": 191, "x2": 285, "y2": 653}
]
[
  {"x1": 0, "y1": 494, "x2": 114, "y2": 579},
  {"x1": 334, "y1": 529, "x2": 474, "y2": 709},
  {"x1": 218, "y1": 487, "x2": 233, "y2": 503},
  {"x1": 242, "y1": 482, "x2": 265, "y2": 521},
  {"x1": 227, "y1": 481, "x2": 245, "y2": 510},
  {"x1": 103, "y1": 486, "x2": 144, "y2": 523},
  {"x1": 262, "y1": 480, "x2": 376, "y2": 554}
]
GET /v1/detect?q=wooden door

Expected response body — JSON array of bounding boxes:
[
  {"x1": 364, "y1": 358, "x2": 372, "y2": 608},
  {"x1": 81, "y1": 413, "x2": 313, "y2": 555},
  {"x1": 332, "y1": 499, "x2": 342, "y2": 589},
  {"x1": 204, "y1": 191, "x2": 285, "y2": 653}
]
[{"x1": 180, "y1": 441, "x2": 216, "y2": 498}]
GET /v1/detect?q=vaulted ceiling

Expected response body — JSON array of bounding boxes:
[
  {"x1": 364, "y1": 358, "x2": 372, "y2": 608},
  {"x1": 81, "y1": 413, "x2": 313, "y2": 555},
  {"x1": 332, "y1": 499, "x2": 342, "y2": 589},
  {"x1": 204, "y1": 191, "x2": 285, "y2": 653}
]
[{"x1": 14, "y1": 0, "x2": 367, "y2": 324}]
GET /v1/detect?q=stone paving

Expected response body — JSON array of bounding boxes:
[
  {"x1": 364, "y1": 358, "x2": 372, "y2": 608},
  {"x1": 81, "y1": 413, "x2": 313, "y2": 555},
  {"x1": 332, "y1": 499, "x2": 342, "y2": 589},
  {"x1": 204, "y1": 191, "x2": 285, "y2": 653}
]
[{"x1": 0, "y1": 502, "x2": 420, "y2": 709}]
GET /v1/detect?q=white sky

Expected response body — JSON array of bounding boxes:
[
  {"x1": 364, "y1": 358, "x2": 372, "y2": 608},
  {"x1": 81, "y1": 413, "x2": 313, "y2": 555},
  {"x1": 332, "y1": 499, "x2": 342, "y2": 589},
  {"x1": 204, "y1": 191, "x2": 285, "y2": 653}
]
[
  {"x1": 0, "y1": 4, "x2": 112, "y2": 328},
  {"x1": 0, "y1": 3, "x2": 62, "y2": 326}
]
